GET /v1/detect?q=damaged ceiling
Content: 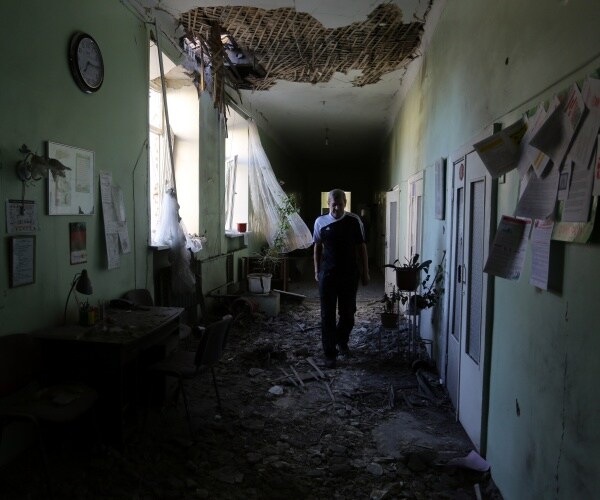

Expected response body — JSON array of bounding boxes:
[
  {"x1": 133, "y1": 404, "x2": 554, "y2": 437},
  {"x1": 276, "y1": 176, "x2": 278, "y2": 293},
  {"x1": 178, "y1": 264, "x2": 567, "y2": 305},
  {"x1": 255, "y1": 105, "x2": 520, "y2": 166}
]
[
  {"x1": 181, "y1": 3, "x2": 428, "y2": 91},
  {"x1": 127, "y1": 0, "x2": 441, "y2": 167}
]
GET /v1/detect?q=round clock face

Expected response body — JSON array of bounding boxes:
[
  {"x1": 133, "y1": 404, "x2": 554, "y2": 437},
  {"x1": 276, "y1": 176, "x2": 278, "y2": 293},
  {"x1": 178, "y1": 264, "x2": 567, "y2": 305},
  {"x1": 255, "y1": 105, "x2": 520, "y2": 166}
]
[{"x1": 69, "y1": 32, "x2": 104, "y2": 93}]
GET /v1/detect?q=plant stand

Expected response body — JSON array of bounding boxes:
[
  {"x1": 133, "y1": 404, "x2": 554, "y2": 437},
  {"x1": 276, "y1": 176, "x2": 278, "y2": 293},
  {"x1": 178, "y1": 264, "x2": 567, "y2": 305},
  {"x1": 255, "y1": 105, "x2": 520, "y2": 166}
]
[
  {"x1": 378, "y1": 312, "x2": 406, "y2": 354},
  {"x1": 380, "y1": 312, "x2": 399, "y2": 329},
  {"x1": 401, "y1": 289, "x2": 420, "y2": 361}
]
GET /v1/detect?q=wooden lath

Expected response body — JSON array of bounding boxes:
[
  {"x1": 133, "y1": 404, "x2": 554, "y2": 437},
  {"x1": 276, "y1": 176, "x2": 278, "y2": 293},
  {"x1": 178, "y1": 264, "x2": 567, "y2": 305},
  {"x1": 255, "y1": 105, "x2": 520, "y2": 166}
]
[{"x1": 180, "y1": 2, "x2": 430, "y2": 91}]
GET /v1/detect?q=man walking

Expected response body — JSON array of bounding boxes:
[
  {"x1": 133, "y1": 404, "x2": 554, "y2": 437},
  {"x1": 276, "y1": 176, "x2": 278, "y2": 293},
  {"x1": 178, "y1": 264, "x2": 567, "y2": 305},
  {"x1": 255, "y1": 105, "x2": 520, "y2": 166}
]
[{"x1": 313, "y1": 189, "x2": 370, "y2": 368}]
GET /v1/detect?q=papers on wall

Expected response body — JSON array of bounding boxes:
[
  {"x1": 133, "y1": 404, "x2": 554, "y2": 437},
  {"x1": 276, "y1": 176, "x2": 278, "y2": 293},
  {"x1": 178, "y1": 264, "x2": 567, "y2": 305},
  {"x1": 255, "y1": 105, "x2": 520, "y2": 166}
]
[
  {"x1": 529, "y1": 219, "x2": 554, "y2": 290},
  {"x1": 47, "y1": 142, "x2": 95, "y2": 215},
  {"x1": 484, "y1": 216, "x2": 531, "y2": 280},
  {"x1": 516, "y1": 105, "x2": 552, "y2": 179},
  {"x1": 569, "y1": 77, "x2": 600, "y2": 168},
  {"x1": 552, "y1": 196, "x2": 597, "y2": 243},
  {"x1": 6, "y1": 199, "x2": 39, "y2": 233},
  {"x1": 515, "y1": 163, "x2": 559, "y2": 220},
  {"x1": 561, "y1": 156, "x2": 595, "y2": 222},
  {"x1": 593, "y1": 135, "x2": 600, "y2": 197},
  {"x1": 557, "y1": 163, "x2": 571, "y2": 201},
  {"x1": 100, "y1": 171, "x2": 131, "y2": 270},
  {"x1": 473, "y1": 118, "x2": 527, "y2": 178},
  {"x1": 529, "y1": 83, "x2": 586, "y2": 167}
]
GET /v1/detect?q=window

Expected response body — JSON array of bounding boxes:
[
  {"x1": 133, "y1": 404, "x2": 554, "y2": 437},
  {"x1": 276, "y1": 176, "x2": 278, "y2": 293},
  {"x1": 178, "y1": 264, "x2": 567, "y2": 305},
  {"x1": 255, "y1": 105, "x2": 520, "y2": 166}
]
[
  {"x1": 148, "y1": 42, "x2": 199, "y2": 245},
  {"x1": 148, "y1": 87, "x2": 173, "y2": 244},
  {"x1": 224, "y1": 110, "x2": 249, "y2": 232}
]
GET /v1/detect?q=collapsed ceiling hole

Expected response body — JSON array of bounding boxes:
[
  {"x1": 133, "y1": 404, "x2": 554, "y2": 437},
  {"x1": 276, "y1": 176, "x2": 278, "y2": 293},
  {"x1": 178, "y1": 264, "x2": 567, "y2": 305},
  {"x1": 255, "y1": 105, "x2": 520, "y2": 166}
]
[{"x1": 180, "y1": 3, "x2": 431, "y2": 91}]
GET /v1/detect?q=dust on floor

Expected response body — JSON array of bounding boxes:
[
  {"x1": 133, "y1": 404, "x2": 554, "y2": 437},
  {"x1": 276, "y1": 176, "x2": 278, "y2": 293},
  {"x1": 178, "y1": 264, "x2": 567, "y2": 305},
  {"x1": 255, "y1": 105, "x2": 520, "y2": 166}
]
[{"x1": 0, "y1": 276, "x2": 503, "y2": 499}]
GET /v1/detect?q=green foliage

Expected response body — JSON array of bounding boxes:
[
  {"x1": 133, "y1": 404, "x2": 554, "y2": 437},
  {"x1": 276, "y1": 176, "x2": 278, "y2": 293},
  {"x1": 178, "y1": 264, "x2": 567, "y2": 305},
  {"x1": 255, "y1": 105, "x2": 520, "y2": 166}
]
[
  {"x1": 384, "y1": 253, "x2": 432, "y2": 272},
  {"x1": 256, "y1": 194, "x2": 299, "y2": 273},
  {"x1": 381, "y1": 286, "x2": 401, "y2": 314},
  {"x1": 382, "y1": 252, "x2": 446, "y2": 312},
  {"x1": 406, "y1": 251, "x2": 446, "y2": 312}
]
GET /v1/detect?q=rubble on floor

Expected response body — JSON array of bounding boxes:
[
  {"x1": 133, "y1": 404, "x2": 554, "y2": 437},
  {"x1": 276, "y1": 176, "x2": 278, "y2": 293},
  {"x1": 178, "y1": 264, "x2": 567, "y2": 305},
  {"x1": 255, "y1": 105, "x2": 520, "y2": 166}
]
[{"x1": 0, "y1": 280, "x2": 503, "y2": 499}]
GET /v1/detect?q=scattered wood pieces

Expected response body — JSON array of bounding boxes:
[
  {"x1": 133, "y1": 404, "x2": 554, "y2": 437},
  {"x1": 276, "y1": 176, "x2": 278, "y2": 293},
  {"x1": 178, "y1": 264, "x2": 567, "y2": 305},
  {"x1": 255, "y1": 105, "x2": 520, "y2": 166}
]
[
  {"x1": 278, "y1": 367, "x2": 299, "y2": 387},
  {"x1": 306, "y1": 357, "x2": 325, "y2": 379},
  {"x1": 289, "y1": 364, "x2": 305, "y2": 387}
]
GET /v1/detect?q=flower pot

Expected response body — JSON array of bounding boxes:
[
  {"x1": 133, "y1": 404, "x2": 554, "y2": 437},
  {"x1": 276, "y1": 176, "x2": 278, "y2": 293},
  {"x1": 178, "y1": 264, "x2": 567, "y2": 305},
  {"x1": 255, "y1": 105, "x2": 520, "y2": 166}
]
[
  {"x1": 247, "y1": 273, "x2": 272, "y2": 294},
  {"x1": 380, "y1": 312, "x2": 399, "y2": 329},
  {"x1": 236, "y1": 222, "x2": 247, "y2": 233},
  {"x1": 395, "y1": 268, "x2": 420, "y2": 291}
]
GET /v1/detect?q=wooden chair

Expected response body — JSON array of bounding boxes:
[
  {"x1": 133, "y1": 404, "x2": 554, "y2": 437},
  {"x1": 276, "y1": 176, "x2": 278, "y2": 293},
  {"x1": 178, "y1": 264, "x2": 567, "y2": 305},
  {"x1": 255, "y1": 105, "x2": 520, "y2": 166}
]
[
  {"x1": 146, "y1": 315, "x2": 233, "y2": 436},
  {"x1": 0, "y1": 333, "x2": 98, "y2": 492}
]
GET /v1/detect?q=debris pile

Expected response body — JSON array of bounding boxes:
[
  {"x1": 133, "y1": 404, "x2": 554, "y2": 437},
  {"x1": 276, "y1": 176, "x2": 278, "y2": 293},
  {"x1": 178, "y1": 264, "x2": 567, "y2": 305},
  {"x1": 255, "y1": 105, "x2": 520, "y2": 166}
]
[{"x1": 1, "y1": 277, "x2": 503, "y2": 499}]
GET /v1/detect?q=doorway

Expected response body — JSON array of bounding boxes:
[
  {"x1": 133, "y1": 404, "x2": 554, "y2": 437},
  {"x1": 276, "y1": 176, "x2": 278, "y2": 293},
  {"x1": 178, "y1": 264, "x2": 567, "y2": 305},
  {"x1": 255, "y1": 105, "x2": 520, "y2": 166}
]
[
  {"x1": 407, "y1": 172, "x2": 424, "y2": 261},
  {"x1": 446, "y1": 150, "x2": 494, "y2": 452},
  {"x1": 384, "y1": 188, "x2": 399, "y2": 295}
]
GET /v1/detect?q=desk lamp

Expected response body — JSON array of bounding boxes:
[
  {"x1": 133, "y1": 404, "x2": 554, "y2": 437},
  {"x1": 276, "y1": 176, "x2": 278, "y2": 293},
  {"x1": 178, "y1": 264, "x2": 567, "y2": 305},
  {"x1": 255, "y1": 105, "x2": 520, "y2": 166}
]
[{"x1": 63, "y1": 269, "x2": 93, "y2": 325}]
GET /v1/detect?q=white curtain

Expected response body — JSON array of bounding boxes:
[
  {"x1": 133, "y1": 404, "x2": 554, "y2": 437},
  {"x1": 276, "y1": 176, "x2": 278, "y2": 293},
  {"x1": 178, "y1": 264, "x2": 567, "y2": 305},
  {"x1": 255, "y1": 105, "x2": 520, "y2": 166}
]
[{"x1": 248, "y1": 121, "x2": 313, "y2": 252}]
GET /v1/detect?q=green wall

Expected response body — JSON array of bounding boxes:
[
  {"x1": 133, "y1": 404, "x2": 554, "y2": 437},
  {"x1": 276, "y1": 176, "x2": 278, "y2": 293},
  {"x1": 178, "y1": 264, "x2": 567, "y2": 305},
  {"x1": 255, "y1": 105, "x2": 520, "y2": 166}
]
[
  {"x1": 382, "y1": 0, "x2": 600, "y2": 497},
  {"x1": 0, "y1": 0, "x2": 149, "y2": 333}
]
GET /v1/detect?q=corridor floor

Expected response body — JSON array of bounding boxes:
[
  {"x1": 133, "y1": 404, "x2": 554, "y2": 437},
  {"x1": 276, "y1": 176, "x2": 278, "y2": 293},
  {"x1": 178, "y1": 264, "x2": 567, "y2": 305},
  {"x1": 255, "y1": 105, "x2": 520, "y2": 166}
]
[{"x1": 1, "y1": 268, "x2": 503, "y2": 499}]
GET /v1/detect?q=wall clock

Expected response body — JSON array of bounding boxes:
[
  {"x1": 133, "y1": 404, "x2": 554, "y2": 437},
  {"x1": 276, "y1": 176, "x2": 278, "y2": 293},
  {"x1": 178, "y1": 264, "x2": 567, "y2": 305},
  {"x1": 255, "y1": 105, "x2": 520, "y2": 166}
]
[{"x1": 68, "y1": 32, "x2": 104, "y2": 93}]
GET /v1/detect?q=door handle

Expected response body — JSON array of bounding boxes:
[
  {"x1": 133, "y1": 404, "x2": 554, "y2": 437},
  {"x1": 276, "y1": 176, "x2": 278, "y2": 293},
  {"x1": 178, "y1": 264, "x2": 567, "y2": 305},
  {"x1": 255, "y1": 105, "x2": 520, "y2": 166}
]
[{"x1": 457, "y1": 264, "x2": 466, "y2": 284}]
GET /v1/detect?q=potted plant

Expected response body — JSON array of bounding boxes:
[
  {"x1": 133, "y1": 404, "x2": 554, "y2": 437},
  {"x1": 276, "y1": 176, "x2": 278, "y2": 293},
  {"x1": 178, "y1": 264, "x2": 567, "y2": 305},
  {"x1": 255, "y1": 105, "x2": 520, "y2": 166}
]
[
  {"x1": 403, "y1": 251, "x2": 446, "y2": 314},
  {"x1": 384, "y1": 254, "x2": 432, "y2": 291},
  {"x1": 380, "y1": 286, "x2": 401, "y2": 328},
  {"x1": 247, "y1": 195, "x2": 298, "y2": 294}
]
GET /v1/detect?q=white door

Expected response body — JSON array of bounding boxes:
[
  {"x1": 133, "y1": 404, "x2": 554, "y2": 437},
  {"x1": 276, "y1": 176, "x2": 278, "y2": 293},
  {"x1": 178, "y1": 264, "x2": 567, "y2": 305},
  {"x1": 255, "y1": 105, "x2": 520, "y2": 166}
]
[
  {"x1": 447, "y1": 150, "x2": 494, "y2": 452},
  {"x1": 385, "y1": 188, "x2": 399, "y2": 294}
]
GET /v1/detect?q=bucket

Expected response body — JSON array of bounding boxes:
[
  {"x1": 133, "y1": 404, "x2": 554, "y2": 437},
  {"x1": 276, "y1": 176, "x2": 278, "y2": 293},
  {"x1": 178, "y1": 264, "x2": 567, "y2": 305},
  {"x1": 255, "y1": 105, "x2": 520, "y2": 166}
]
[
  {"x1": 236, "y1": 222, "x2": 247, "y2": 233},
  {"x1": 247, "y1": 273, "x2": 272, "y2": 294}
]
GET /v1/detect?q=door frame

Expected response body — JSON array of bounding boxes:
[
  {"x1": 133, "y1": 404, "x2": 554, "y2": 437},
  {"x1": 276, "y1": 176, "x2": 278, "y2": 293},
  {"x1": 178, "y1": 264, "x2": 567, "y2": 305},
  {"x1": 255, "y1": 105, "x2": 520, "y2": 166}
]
[
  {"x1": 384, "y1": 186, "x2": 400, "y2": 295},
  {"x1": 445, "y1": 132, "x2": 497, "y2": 454},
  {"x1": 406, "y1": 172, "x2": 424, "y2": 261}
]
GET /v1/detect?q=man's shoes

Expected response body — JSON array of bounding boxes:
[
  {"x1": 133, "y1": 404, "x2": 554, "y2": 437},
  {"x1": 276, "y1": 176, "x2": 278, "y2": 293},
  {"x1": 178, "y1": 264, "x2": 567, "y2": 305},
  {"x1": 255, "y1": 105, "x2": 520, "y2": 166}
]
[
  {"x1": 338, "y1": 343, "x2": 351, "y2": 358},
  {"x1": 324, "y1": 357, "x2": 337, "y2": 369}
]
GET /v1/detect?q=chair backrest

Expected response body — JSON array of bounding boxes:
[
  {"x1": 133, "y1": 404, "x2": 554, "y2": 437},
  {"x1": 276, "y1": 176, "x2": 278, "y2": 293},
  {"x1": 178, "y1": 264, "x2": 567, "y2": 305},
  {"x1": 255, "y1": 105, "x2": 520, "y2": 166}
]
[
  {"x1": 194, "y1": 315, "x2": 233, "y2": 367},
  {"x1": 122, "y1": 288, "x2": 154, "y2": 307},
  {"x1": 0, "y1": 334, "x2": 40, "y2": 398}
]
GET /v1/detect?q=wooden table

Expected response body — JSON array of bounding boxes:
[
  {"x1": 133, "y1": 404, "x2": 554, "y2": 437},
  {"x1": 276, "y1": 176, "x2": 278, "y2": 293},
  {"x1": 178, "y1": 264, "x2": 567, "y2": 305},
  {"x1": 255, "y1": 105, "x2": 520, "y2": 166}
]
[{"x1": 34, "y1": 306, "x2": 184, "y2": 445}]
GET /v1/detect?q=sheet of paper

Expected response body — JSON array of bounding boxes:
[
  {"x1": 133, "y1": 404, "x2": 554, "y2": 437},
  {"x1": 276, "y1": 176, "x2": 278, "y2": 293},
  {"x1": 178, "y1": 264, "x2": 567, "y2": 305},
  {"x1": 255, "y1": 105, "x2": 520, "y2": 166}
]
[
  {"x1": 515, "y1": 163, "x2": 559, "y2": 220},
  {"x1": 593, "y1": 135, "x2": 600, "y2": 197},
  {"x1": 529, "y1": 219, "x2": 554, "y2": 290},
  {"x1": 6, "y1": 199, "x2": 39, "y2": 233},
  {"x1": 484, "y1": 216, "x2": 531, "y2": 280},
  {"x1": 562, "y1": 157, "x2": 595, "y2": 222},
  {"x1": 569, "y1": 78, "x2": 600, "y2": 168},
  {"x1": 516, "y1": 106, "x2": 551, "y2": 178},
  {"x1": 474, "y1": 118, "x2": 527, "y2": 178},
  {"x1": 530, "y1": 83, "x2": 586, "y2": 167},
  {"x1": 100, "y1": 171, "x2": 121, "y2": 269},
  {"x1": 552, "y1": 197, "x2": 597, "y2": 243},
  {"x1": 111, "y1": 185, "x2": 131, "y2": 253},
  {"x1": 557, "y1": 163, "x2": 571, "y2": 201},
  {"x1": 118, "y1": 224, "x2": 131, "y2": 253}
]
